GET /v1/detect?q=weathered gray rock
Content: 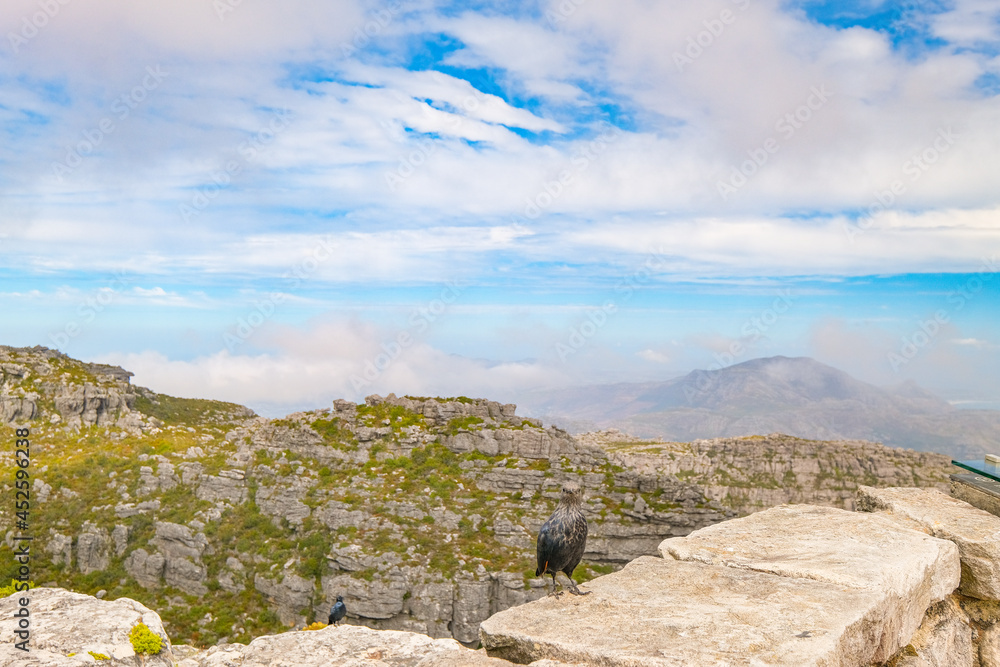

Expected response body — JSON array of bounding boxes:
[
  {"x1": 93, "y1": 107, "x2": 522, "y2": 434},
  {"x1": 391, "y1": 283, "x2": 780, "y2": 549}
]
[
  {"x1": 476, "y1": 467, "x2": 547, "y2": 494},
  {"x1": 196, "y1": 471, "x2": 248, "y2": 505},
  {"x1": 403, "y1": 583, "x2": 455, "y2": 639},
  {"x1": 254, "y1": 572, "x2": 316, "y2": 626},
  {"x1": 150, "y1": 521, "x2": 208, "y2": 562},
  {"x1": 255, "y1": 479, "x2": 312, "y2": 525},
  {"x1": 332, "y1": 398, "x2": 357, "y2": 417},
  {"x1": 77, "y1": 522, "x2": 111, "y2": 574},
  {"x1": 114, "y1": 500, "x2": 160, "y2": 518},
  {"x1": 326, "y1": 544, "x2": 402, "y2": 574},
  {"x1": 218, "y1": 557, "x2": 247, "y2": 593},
  {"x1": 164, "y1": 557, "x2": 209, "y2": 596},
  {"x1": 590, "y1": 517, "x2": 710, "y2": 564},
  {"x1": 888, "y1": 596, "x2": 973, "y2": 667},
  {"x1": 316, "y1": 500, "x2": 368, "y2": 531},
  {"x1": 31, "y1": 478, "x2": 52, "y2": 503},
  {"x1": 136, "y1": 458, "x2": 180, "y2": 497},
  {"x1": 490, "y1": 572, "x2": 549, "y2": 616},
  {"x1": 482, "y1": 555, "x2": 927, "y2": 666},
  {"x1": 53, "y1": 383, "x2": 134, "y2": 427},
  {"x1": 250, "y1": 420, "x2": 325, "y2": 455},
  {"x1": 384, "y1": 501, "x2": 427, "y2": 521},
  {"x1": 123, "y1": 522, "x2": 211, "y2": 595},
  {"x1": 112, "y1": 525, "x2": 130, "y2": 557},
  {"x1": 81, "y1": 361, "x2": 135, "y2": 384},
  {"x1": 323, "y1": 573, "x2": 407, "y2": 621},
  {"x1": 177, "y1": 624, "x2": 517, "y2": 667},
  {"x1": 116, "y1": 410, "x2": 149, "y2": 435},
  {"x1": 137, "y1": 466, "x2": 158, "y2": 496},
  {"x1": 453, "y1": 576, "x2": 492, "y2": 644},
  {"x1": 45, "y1": 531, "x2": 73, "y2": 568},
  {"x1": 492, "y1": 514, "x2": 533, "y2": 549},
  {"x1": 858, "y1": 485, "x2": 1000, "y2": 600},
  {"x1": 373, "y1": 394, "x2": 517, "y2": 428},
  {"x1": 217, "y1": 570, "x2": 244, "y2": 594},
  {"x1": 177, "y1": 461, "x2": 204, "y2": 486},
  {"x1": 429, "y1": 506, "x2": 462, "y2": 531},
  {"x1": 0, "y1": 394, "x2": 36, "y2": 423},
  {"x1": 445, "y1": 428, "x2": 574, "y2": 462},
  {"x1": 0, "y1": 587, "x2": 172, "y2": 666},
  {"x1": 123, "y1": 548, "x2": 167, "y2": 588},
  {"x1": 590, "y1": 432, "x2": 956, "y2": 516}
]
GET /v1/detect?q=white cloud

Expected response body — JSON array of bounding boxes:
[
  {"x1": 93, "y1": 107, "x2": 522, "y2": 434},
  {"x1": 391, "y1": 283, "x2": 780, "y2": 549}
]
[
  {"x1": 951, "y1": 337, "x2": 991, "y2": 347},
  {"x1": 565, "y1": 208, "x2": 1000, "y2": 277},
  {"x1": 107, "y1": 317, "x2": 564, "y2": 416},
  {"x1": 637, "y1": 349, "x2": 671, "y2": 364},
  {"x1": 931, "y1": 0, "x2": 1000, "y2": 47},
  {"x1": 5, "y1": 0, "x2": 1000, "y2": 283},
  {"x1": 349, "y1": 66, "x2": 567, "y2": 133},
  {"x1": 0, "y1": 0, "x2": 365, "y2": 67},
  {"x1": 437, "y1": 12, "x2": 589, "y2": 103}
]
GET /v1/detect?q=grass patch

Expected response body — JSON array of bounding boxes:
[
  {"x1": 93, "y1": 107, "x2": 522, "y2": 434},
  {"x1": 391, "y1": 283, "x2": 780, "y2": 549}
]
[
  {"x1": 134, "y1": 393, "x2": 252, "y2": 427},
  {"x1": 356, "y1": 403, "x2": 426, "y2": 433},
  {"x1": 444, "y1": 415, "x2": 485, "y2": 435},
  {"x1": 311, "y1": 417, "x2": 357, "y2": 448}
]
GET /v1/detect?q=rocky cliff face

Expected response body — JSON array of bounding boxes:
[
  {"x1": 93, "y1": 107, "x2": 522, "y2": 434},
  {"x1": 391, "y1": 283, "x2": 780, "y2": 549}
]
[
  {"x1": 150, "y1": 393, "x2": 730, "y2": 643},
  {"x1": 8, "y1": 486, "x2": 1000, "y2": 666},
  {"x1": 1, "y1": 346, "x2": 142, "y2": 429},
  {"x1": 0, "y1": 347, "x2": 732, "y2": 648},
  {"x1": 582, "y1": 430, "x2": 956, "y2": 516},
  {"x1": 0, "y1": 347, "x2": 961, "y2": 651}
]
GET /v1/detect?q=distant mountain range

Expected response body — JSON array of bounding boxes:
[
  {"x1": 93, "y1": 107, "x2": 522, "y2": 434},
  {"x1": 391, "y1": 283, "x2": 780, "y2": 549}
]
[{"x1": 520, "y1": 356, "x2": 999, "y2": 459}]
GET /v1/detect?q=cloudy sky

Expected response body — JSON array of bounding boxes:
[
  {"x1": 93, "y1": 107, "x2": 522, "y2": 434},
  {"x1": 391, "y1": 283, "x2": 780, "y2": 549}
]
[{"x1": 2, "y1": 0, "x2": 998, "y2": 416}]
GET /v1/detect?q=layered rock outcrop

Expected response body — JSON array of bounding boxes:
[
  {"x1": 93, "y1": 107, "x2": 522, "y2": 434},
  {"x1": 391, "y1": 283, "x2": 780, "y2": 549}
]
[
  {"x1": 0, "y1": 588, "x2": 172, "y2": 666},
  {"x1": 121, "y1": 521, "x2": 211, "y2": 596},
  {"x1": 20, "y1": 385, "x2": 733, "y2": 645},
  {"x1": 52, "y1": 383, "x2": 135, "y2": 428},
  {"x1": 587, "y1": 430, "x2": 956, "y2": 516},
  {"x1": 480, "y1": 487, "x2": 1000, "y2": 666},
  {"x1": 1, "y1": 346, "x2": 140, "y2": 428},
  {"x1": 11, "y1": 485, "x2": 1000, "y2": 666}
]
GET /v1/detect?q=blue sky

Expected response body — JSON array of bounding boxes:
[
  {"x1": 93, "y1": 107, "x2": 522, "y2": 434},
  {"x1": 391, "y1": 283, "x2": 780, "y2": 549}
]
[{"x1": 1, "y1": 0, "x2": 998, "y2": 416}]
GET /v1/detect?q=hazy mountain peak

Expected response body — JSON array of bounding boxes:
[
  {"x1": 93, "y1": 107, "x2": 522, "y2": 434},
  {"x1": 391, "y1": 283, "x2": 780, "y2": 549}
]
[{"x1": 521, "y1": 355, "x2": 996, "y2": 458}]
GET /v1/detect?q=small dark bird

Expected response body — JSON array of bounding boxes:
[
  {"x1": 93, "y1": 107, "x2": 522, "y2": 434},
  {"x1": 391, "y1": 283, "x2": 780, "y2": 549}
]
[
  {"x1": 536, "y1": 483, "x2": 590, "y2": 596},
  {"x1": 328, "y1": 595, "x2": 346, "y2": 626}
]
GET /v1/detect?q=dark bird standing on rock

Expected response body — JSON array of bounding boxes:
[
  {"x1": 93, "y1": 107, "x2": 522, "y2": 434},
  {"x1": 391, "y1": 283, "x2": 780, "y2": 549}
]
[
  {"x1": 329, "y1": 596, "x2": 347, "y2": 626},
  {"x1": 536, "y1": 483, "x2": 590, "y2": 596}
]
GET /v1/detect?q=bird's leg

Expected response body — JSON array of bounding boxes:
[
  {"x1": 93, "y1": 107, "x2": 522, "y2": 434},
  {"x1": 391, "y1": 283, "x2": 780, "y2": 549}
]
[
  {"x1": 560, "y1": 572, "x2": 589, "y2": 596},
  {"x1": 546, "y1": 573, "x2": 563, "y2": 597}
]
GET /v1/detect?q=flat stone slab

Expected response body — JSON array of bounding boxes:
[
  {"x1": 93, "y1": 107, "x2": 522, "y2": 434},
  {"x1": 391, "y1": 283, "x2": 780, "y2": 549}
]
[
  {"x1": 0, "y1": 587, "x2": 172, "y2": 667},
  {"x1": 180, "y1": 624, "x2": 519, "y2": 667},
  {"x1": 482, "y1": 555, "x2": 926, "y2": 666},
  {"x1": 660, "y1": 504, "x2": 959, "y2": 600},
  {"x1": 857, "y1": 485, "x2": 1000, "y2": 600},
  {"x1": 660, "y1": 504, "x2": 959, "y2": 662}
]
